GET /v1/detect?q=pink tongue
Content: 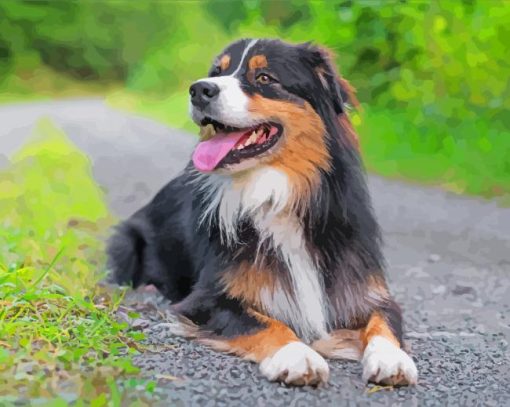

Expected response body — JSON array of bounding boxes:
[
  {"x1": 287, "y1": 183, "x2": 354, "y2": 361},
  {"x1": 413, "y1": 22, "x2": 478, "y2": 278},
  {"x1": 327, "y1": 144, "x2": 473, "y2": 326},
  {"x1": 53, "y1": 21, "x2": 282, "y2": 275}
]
[{"x1": 192, "y1": 129, "x2": 248, "y2": 172}]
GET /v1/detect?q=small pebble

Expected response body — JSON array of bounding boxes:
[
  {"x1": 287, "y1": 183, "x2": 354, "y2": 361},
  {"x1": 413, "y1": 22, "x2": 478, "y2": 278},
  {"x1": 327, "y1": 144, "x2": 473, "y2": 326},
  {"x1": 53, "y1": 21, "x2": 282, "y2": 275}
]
[
  {"x1": 131, "y1": 318, "x2": 150, "y2": 330},
  {"x1": 428, "y1": 253, "x2": 441, "y2": 263}
]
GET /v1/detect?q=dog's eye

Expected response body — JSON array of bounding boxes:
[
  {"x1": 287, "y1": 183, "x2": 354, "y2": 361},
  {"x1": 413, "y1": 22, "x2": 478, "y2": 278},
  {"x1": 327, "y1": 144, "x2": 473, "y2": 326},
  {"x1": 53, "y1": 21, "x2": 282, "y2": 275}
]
[
  {"x1": 256, "y1": 73, "x2": 274, "y2": 85},
  {"x1": 210, "y1": 66, "x2": 221, "y2": 77}
]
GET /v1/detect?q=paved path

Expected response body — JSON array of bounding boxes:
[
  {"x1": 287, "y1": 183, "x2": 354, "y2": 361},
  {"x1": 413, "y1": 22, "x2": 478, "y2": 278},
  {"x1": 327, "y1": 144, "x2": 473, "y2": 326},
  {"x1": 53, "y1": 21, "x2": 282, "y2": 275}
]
[{"x1": 1, "y1": 99, "x2": 509, "y2": 406}]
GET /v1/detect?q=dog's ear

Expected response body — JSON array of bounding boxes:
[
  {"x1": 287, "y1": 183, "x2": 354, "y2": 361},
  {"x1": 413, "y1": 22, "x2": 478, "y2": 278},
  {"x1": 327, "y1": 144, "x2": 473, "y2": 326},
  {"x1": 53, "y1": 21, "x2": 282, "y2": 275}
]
[
  {"x1": 300, "y1": 43, "x2": 359, "y2": 114},
  {"x1": 299, "y1": 42, "x2": 360, "y2": 149}
]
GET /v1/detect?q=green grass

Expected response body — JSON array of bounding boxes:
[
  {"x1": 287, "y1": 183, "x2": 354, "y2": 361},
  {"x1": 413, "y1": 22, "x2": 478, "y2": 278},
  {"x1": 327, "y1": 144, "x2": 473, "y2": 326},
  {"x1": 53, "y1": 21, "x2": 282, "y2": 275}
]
[{"x1": 0, "y1": 120, "x2": 156, "y2": 405}]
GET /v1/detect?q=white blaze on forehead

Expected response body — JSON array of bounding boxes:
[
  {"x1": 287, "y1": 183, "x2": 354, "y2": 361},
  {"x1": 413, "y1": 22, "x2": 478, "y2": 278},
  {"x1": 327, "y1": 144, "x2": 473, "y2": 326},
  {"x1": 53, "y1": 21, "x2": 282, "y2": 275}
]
[{"x1": 231, "y1": 39, "x2": 258, "y2": 76}]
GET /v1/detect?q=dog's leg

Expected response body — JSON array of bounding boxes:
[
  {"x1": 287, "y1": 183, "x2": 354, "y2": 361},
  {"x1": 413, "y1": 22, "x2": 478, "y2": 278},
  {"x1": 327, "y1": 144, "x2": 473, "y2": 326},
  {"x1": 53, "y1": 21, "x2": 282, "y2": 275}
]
[
  {"x1": 207, "y1": 311, "x2": 329, "y2": 386},
  {"x1": 172, "y1": 290, "x2": 329, "y2": 386},
  {"x1": 360, "y1": 302, "x2": 418, "y2": 385}
]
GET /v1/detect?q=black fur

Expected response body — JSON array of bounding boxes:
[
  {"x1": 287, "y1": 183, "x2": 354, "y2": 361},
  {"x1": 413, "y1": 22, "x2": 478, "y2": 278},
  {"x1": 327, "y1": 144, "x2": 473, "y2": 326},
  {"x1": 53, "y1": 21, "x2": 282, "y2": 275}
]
[{"x1": 107, "y1": 38, "x2": 403, "y2": 343}]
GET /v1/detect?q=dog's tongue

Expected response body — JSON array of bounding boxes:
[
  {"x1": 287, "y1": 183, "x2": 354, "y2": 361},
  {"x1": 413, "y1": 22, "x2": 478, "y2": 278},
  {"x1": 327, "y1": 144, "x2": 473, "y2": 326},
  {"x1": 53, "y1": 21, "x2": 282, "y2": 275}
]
[{"x1": 192, "y1": 129, "x2": 247, "y2": 172}]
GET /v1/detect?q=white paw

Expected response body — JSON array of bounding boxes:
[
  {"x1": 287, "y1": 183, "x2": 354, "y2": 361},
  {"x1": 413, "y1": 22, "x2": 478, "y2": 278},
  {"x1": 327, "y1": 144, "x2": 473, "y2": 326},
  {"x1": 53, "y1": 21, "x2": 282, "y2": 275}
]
[
  {"x1": 260, "y1": 342, "x2": 330, "y2": 386},
  {"x1": 362, "y1": 336, "x2": 418, "y2": 385}
]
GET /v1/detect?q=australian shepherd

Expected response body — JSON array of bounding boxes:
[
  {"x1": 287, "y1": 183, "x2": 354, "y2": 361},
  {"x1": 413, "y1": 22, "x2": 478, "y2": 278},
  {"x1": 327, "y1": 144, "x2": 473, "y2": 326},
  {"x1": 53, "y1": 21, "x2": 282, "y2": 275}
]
[{"x1": 108, "y1": 38, "x2": 418, "y2": 387}]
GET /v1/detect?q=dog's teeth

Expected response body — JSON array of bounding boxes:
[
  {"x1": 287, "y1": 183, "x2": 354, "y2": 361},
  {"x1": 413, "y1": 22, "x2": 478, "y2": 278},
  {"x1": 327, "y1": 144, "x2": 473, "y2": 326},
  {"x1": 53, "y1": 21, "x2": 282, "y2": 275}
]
[
  {"x1": 234, "y1": 127, "x2": 267, "y2": 151},
  {"x1": 246, "y1": 131, "x2": 258, "y2": 146}
]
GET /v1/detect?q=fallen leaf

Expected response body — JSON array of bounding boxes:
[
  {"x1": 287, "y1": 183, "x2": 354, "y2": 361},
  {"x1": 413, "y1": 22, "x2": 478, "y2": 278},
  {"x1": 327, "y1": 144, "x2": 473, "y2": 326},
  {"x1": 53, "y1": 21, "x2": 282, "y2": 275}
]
[
  {"x1": 154, "y1": 374, "x2": 180, "y2": 381},
  {"x1": 366, "y1": 384, "x2": 394, "y2": 394}
]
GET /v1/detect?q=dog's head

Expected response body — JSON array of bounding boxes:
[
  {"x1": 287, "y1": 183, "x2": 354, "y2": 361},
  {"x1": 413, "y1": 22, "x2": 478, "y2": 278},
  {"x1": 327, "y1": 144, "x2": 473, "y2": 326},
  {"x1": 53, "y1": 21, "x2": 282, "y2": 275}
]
[{"x1": 189, "y1": 38, "x2": 358, "y2": 185}]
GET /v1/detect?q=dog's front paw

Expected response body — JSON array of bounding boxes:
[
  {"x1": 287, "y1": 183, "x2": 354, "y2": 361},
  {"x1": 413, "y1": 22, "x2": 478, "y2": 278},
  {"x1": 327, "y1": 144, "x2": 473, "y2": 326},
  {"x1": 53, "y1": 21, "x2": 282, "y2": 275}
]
[
  {"x1": 260, "y1": 342, "x2": 329, "y2": 386},
  {"x1": 362, "y1": 336, "x2": 418, "y2": 386}
]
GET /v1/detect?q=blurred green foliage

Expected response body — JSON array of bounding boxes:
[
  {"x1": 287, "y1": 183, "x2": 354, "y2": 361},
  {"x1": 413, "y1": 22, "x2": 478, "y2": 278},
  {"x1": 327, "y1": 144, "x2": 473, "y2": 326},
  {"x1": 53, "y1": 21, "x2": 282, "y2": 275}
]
[
  {"x1": 0, "y1": 0, "x2": 509, "y2": 197},
  {"x1": 1, "y1": 120, "x2": 108, "y2": 239}
]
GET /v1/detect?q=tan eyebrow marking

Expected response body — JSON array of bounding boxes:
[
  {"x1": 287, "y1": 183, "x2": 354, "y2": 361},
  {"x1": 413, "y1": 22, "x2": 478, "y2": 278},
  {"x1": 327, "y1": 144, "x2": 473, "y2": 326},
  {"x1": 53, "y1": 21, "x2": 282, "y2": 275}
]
[
  {"x1": 219, "y1": 54, "x2": 231, "y2": 71},
  {"x1": 248, "y1": 55, "x2": 268, "y2": 71}
]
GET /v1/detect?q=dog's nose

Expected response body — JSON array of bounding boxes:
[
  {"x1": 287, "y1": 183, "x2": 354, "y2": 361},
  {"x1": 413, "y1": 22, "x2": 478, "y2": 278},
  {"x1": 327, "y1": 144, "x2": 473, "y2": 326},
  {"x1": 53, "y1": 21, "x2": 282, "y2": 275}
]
[{"x1": 189, "y1": 81, "x2": 220, "y2": 109}]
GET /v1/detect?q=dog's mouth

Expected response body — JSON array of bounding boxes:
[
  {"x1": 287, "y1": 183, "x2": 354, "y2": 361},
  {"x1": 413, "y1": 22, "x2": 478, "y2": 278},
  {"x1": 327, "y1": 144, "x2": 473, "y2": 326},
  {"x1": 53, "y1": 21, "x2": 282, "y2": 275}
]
[{"x1": 192, "y1": 117, "x2": 283, "y2": 172}]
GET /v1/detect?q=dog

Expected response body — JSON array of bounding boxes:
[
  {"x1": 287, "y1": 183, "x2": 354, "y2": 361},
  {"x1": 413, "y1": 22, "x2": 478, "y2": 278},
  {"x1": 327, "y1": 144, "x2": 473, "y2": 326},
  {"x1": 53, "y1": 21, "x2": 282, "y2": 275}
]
[{"x1": 107, "y1": 38, "x2": 418, "y2": 387}]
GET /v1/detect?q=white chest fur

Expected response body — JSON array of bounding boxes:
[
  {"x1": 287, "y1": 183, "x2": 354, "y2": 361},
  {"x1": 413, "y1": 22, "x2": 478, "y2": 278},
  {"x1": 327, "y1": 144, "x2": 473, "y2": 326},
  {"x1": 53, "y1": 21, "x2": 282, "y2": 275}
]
[
  {"x1": 256, "y1": 212, "x2": 329, "y2": 342},
  {"x1": 199, "y1": 167, "x2": 330, "y2": 342}
]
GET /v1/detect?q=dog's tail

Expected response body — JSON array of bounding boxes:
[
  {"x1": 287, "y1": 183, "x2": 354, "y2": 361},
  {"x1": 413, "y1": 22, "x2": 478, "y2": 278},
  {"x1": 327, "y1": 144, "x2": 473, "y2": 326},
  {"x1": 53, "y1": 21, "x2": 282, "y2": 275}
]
[{"x1": 106, "y1": 217, "x2": 147, "y2": 288}]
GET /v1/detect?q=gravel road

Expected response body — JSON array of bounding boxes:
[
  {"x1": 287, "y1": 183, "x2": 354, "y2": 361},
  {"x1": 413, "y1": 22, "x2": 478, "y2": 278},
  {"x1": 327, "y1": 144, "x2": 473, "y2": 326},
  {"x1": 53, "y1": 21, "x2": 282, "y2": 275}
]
[{"x1": 1, "y1": 99, "x2": 509, "y2": 406}]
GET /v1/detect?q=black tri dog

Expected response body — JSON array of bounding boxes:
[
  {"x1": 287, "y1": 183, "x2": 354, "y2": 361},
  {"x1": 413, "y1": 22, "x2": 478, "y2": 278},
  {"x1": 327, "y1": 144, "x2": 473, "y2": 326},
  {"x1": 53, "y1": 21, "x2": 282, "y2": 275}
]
[{"x1": 108, "y1": 38, "x2": 418, "y2": 387}]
